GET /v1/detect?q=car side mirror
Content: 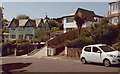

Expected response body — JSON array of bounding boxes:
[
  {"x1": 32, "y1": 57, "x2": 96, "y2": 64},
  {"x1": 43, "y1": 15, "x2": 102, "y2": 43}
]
[{"x1": 97, "y1": 51, "x2": 102, "y2": 53}]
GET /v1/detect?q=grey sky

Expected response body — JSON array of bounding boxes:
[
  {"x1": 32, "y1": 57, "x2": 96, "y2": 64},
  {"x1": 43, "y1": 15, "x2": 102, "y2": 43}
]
[{"x1": 2, "y1": 2, "x2": 110, "y2": 21}]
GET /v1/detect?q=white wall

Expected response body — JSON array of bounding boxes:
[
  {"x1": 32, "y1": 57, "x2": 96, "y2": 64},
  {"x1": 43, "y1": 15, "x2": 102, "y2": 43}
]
[
  {"x1": 82, "y1": 21, "x2": 93, "y2": 28},
  {"x1": 63, "y1": 18, "x2": 77, "y2": 33},
  {"x1": 110, "y1": 2, "x2": 120, "y2": 14},
  {"x1": 112, "y1": 17, "x2": 119, "y2": 25},
  {"x1": 0, "y1": 8, "x2": 2, "y2": 28}
]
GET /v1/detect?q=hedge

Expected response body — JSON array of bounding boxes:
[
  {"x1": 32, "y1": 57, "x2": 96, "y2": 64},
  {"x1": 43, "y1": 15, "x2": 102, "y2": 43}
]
[
  {"x1": 112, "y1": 42, "x2": 120, "y2": 51},
  {"x1": 65, "y1": 36, "x2": 95, "y2": 48}
]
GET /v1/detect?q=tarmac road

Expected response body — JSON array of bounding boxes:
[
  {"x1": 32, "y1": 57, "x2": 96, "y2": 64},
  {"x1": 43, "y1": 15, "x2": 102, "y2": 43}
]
[{"x1": 1, "y1": 56, "x2": 120, "y2": 72}]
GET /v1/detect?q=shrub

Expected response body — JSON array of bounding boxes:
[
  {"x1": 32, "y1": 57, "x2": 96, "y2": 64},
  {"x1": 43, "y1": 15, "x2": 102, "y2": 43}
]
[
  {"x1": 65, "y1": 36, "x2": 95, "y2": 48},
  {"x1": 91, "y1": 24, "x2": 118, "y2": 45},
  {"x1": 17, "y1": 42, "x2": 29, "y2": 49},
  {"x1": 112, "y1": 42, "x2": 120, "y2": 51},
  {"x1": 16, "y1": 39, "x2": 28, "y2": 43}
]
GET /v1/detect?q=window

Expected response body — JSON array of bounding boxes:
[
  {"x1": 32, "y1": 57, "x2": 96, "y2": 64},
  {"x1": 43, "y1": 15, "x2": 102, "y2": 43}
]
[
  {"x1": 66, "y1": 17, "x2": 73, "y2": 23},
  {"x1": 19, "y1": 35, "x2": 23, "y2": 39},
  {"x1": 84, "y1": 47, "x2": 91, "y2": 52},
  {"x1": 27, "y1": 27, "x2": 31, "y2": 30},
  {"x1": 66, "y1": 28, "x2": 75, "y2": 32},
  {"x1": 112, "y1": 17, "x2": 118, "y2": 24},
  {"x1": 93, "y1": 47, "x2": 100, "y2": 53},
  {"x1": 18, "y1": 27, "x2": 24, "y2": 31},
  {"x1": 10, "y1": 35, "x2": 16, "y2": 39},
  {"x1": 99, "y1": 46, "x2": 115, "y2": 52},
  {"x1": 11, "y1": 28, "x2": 16, "y2": 30}
]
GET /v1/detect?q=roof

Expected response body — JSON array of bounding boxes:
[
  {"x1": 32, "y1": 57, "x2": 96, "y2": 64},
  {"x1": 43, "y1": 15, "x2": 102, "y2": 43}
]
[
  {"x1": 76, "y1": 8, "x2": 96, "y2": 21},
  {"x1": 85, "y1": 44, "x2": 107, "y2": 47},
  {"x1": 108, "y1": 13, "x2": 120, "y2": 18},
  {"x1": 34, "y1": 18, "x2": 43, "y2": 27},
  {"x1": 62, "y1": 8, "x2": 103, "y2": 22},
  {"x1": 19, "y1": 19, "x2": 28, "y2": 26},
  {"x1": 109, "y1": 0, "x2": 120, "y2": 4},
  {"x1": 8, "y1": 18, "x2": 48, "y2": 28}
]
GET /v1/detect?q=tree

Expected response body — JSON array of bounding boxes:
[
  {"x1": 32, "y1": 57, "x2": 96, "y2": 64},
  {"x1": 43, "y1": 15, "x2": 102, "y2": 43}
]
[
  {"x1": 74, "y1": 14, "x2": 86, "y2": 35},
  {"x1": 91, "y1": 23, "x2": 118, "y2": 45},
  {"x1": 16, "y1": 15, "x2": 30, "y2": 20},
  {"x1": 48, "y1": 20, "x2": 61, "y2": 30},
  {"x1": 100, "y1": 17, "x2": 109, "y2": 25},
  {"x1": 0, "y1": 7, "x2": 4, "y2": 10}
]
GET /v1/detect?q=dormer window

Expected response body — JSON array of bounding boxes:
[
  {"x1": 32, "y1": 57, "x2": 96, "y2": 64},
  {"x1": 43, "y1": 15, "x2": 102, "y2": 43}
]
[
  {"x1": 18, "y1": 27, "x2": 24, "y2": 31},
  {"x1": 11, "y1": 28, "x2": 16, "y2": 30},
  {"x1": 27, "y1": 27, "x2": 31, "y2": 30},
  {"x1": 66, "y1": 17, "x2": 73, "y2": 23}
]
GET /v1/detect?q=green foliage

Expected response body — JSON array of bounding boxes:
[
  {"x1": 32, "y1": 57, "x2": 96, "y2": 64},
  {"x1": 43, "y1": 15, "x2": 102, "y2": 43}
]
[
  {"x1": 112, "y1": 42, "x2": 120, "y2": 51},
  {"x1": 91, "y1": 24, "x2": 118, "y2": 45},
  {"x1": 51, "y1": 27, "x2": 59, "y2": 31},
  {"x1": 74, "y1": 14, "x2": 86, "y2": 35},
  {"x1": 33, "y1": 34, "x2": 50, "y2": 43},
  {"x1": 48, "y1": 20, "x2": 62, "y2": 31},
  {"x1": 16, "y1": 39, "x2": 28, "y2": 43},
  {"x1": 65, "y1": 36, "x2": 95, "y2": 48},
  {"x1": 17, "y1": 42, "x2": 29, "y2": 49},
  {"x1": 99, "y1": 17, "x2": 109, "y2": 25}
]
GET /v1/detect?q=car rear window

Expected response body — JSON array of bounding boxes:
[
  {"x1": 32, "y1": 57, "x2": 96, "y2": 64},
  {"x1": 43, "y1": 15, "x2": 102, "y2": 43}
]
[{"x1": 84, "y1": 47, "x2": 91, "y2": 52}]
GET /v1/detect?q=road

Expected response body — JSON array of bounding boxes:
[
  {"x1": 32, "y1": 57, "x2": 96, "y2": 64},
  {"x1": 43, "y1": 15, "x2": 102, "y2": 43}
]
[{"x1": 1, "y1": 56, "x2": 120, "y2": 72}]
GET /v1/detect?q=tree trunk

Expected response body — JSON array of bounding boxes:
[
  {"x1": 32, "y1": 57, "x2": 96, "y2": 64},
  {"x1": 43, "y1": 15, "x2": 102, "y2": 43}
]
[{"x1": 78, "y1": 27, "x2": 81, "y2": 35}]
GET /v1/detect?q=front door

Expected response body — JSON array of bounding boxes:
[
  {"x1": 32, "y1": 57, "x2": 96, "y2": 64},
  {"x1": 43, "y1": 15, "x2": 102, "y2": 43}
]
[{"x1": 91, "y1": 47, "x2": 102, "y2": 63}]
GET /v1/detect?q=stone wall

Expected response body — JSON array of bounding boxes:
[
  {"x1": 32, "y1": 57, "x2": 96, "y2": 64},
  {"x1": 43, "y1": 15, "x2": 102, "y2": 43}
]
[{"x1": 67, "y1": 48, "x2": 82, "y2": 58}]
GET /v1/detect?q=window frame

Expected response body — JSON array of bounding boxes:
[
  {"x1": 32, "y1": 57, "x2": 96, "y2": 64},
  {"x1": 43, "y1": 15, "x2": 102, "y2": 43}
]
[
  {"x1": 92, "y1": 47, "x2": 101, "y2": 53},
  {"x1": 84, "y1": 47, "x2": 91, "y2": 52}
]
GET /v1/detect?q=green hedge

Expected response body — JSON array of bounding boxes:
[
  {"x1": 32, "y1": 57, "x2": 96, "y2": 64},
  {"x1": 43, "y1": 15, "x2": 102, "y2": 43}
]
[
  {"x1": 65, "y1": 36, "x2": 95, "y2": 48},
  {"x1": 112, "y1": 42, "x2": 120, "y2": 51}
]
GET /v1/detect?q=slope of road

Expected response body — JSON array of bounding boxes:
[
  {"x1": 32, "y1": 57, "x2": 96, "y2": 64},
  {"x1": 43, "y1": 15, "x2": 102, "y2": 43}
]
[{"x1": 32, "y1": 46, "x2": 47, "y2": 58}]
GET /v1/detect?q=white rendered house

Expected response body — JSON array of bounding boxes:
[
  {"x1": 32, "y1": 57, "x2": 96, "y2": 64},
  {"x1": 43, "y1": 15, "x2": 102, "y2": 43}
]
[
  {"x1": 62, "y1": 8, "x2": 103, "y2": 33},
  {"x1": 108, "y1": 0, "x2": 120, "y2": 25}
]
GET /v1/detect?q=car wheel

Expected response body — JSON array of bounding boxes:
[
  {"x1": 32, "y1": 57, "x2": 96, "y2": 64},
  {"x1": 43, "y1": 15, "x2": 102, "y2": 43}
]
[
  {"x1": 103, "y1": 59, "x2": 111, "y2": 67},
  {"x1": 81, "y1": 58, "x2": 87, "y2": 64}
]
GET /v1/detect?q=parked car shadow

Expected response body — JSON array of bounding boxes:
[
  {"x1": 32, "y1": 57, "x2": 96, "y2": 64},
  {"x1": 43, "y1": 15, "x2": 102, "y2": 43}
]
[
  {"x1": 87, "y1": 63, "x2": 120, "y2": 68},
  {"x1": 2, "y1": 63, "x2": 32, "y2": 72}
]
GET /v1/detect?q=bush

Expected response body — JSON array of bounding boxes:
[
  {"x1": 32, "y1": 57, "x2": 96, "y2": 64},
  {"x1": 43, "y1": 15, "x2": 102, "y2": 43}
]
[
  {"x1": 16, "y1": 39, "x2": 28, "y2": 43},
  {"x1": 112, "y1": 42, "x2": 120, "y2": 51},
  {"x1": 33, "y1": 34, "x2": 50, "y2": 42},
  {"x1": 91, "y1": 24, "x2": 118, "y2": 45},
  {"x1": 2, "y1": 41, "x2": 13, "y2": 56},
  {"x1": 65, "y1": 36, "x2": 95, "y2": 48}
]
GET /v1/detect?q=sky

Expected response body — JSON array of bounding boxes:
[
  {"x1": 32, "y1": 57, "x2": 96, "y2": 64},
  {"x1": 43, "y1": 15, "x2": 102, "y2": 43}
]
[{"x1": 1, "y1": 2, "x2": 113, "y2": 21}]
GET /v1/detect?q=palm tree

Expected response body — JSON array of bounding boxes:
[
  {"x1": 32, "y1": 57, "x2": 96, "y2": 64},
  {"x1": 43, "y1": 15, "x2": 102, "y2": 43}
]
[{"x1": 74, "y1": 14, "x2": 86, "y2": 35}]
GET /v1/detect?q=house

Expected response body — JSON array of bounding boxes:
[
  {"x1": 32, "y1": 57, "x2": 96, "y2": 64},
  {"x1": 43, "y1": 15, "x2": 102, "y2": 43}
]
[
  {"x1": 4, "y1": 18, "x2": 50, "y2": 42},
  {"x1": 62, "y1": 8, "x2": 103, "y2": 33},
  {"x1": 0, "y1": 7, "x2": 2, "y2": 29},
  {"x1": 108, "y1": 0, "x2": 120, "y2": 25}
]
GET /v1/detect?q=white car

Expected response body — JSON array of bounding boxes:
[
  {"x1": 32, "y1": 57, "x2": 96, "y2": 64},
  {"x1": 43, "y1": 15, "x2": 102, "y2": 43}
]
[{"x1": 80, "y1": 44, "x2": 120, "y2": 67}]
